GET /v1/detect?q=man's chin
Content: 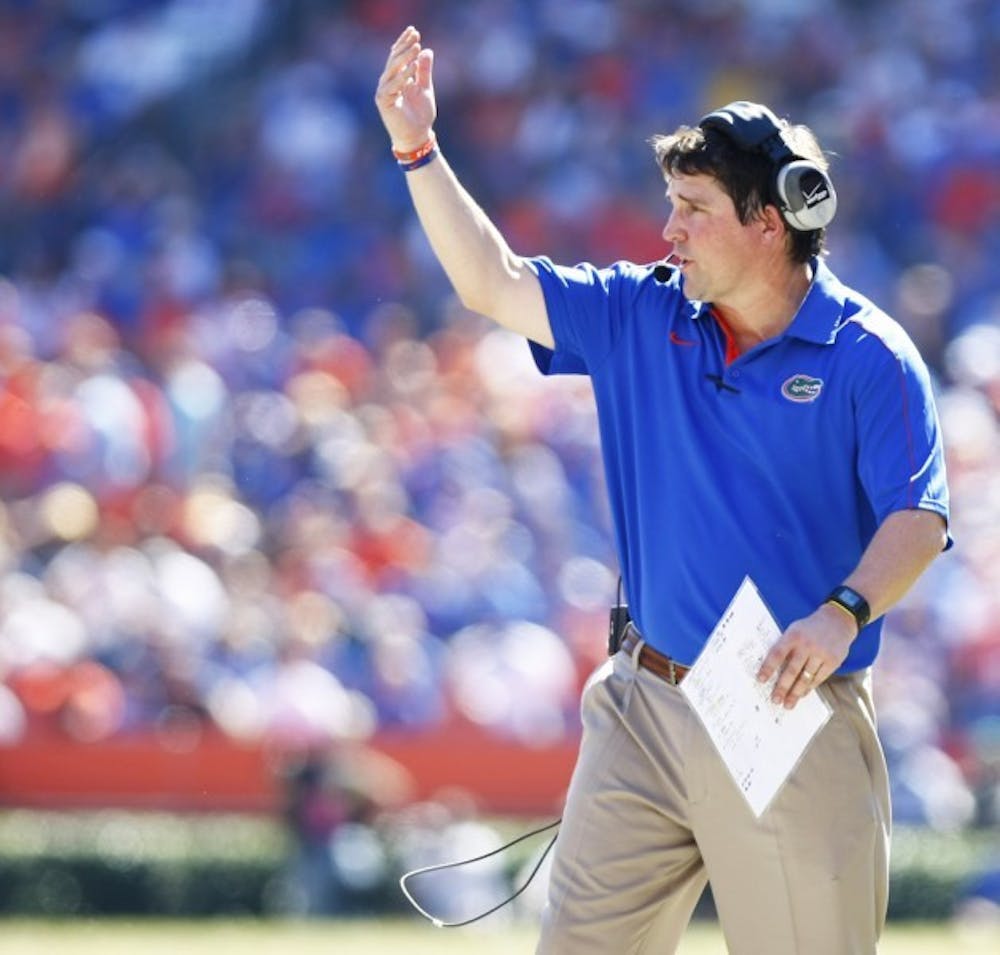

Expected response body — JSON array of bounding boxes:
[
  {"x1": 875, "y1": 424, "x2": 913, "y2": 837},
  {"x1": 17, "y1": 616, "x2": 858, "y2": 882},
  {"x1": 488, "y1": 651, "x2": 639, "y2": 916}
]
[{"x1": 679, "y1": 274, "x2": 703, "y2": 301}]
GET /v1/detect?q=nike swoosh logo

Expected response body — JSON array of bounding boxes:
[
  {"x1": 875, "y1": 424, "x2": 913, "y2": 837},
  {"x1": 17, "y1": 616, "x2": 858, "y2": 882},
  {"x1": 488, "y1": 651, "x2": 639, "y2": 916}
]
[{"x1": 669, "y1": 330, "x2": 697, "y2": 346}]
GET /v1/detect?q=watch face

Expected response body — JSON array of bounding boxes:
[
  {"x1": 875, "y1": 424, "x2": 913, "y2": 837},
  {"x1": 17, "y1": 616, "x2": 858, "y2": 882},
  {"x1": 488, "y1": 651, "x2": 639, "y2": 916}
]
[{"x1": 840, "y1": 591, "x2": 863, "y2": 612}]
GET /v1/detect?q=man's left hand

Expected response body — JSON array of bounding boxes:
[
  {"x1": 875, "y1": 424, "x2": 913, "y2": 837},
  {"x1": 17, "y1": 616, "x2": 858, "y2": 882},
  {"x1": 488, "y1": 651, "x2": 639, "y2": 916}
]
[{"x1": 756, "y1": 603, "x2": 857, "y2": 709}]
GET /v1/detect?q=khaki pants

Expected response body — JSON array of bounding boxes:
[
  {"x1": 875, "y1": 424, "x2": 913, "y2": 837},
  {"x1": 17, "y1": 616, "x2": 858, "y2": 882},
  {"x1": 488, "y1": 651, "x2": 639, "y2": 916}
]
[{"x1": 537, "y1": 647, "x2": 890, "y2": 955}]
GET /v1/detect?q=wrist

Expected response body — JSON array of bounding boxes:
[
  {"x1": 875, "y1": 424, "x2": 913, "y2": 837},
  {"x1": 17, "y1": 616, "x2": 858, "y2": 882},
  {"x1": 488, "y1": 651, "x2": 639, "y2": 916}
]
[
  {"x1": 394, "y1": 133, "x2": 439, "y2": 173},
  {"x1": 391, "y1": 131, "x2": 436, "y2": 162},
  {"x1": 823, "y1": 584, "x2": 871, "y2": 636},
  {"x1": 821, "y1": 599, "x2": 860, "y2": 637}
]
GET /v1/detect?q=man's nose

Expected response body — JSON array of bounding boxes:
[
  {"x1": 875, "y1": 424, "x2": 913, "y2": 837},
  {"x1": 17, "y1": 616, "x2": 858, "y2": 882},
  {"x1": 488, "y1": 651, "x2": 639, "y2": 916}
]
[{"x1": 662, "y1": 212, "x2": 682, "y2": 244}]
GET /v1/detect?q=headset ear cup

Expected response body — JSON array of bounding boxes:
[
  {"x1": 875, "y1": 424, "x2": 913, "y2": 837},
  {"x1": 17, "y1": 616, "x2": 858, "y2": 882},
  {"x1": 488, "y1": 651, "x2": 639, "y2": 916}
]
[{"x1": 775, "y1": 161, "x2": 837, "y2": 231}]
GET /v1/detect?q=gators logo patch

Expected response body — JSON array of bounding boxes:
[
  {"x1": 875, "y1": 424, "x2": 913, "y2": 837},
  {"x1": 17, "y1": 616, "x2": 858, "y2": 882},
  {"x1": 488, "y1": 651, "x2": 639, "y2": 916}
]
[{"x1": 781, "y1": 374, "x2": 824, "y2": 403}]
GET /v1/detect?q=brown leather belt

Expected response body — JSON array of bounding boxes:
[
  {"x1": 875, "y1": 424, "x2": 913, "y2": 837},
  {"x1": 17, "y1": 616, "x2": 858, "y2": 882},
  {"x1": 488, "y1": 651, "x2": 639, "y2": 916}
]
[{"x1": 619, "y1": 624, "x2": 691, "y2": 685}]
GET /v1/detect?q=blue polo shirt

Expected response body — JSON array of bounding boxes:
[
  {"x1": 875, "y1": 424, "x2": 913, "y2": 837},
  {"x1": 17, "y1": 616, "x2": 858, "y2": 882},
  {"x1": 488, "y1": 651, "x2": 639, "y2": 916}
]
[{"x1": 527, "y1": 255, "x2": 950, "y2": 672}]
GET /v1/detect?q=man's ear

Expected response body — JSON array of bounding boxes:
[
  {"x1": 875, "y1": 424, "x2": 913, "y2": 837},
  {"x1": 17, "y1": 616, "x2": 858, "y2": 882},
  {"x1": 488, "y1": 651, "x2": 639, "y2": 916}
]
[{"x1": 758, "y1": 203, "x2": 787, "y2": 240}]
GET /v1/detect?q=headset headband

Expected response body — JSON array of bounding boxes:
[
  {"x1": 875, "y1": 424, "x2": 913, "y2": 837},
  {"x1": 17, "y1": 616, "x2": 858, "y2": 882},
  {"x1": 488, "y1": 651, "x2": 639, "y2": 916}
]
[
  {"x1": 698, "y1": 101, "x2": 837, "y2": 232},
  {"x1": 699, "y1": 101, "x2": 792, "y2": 163}
]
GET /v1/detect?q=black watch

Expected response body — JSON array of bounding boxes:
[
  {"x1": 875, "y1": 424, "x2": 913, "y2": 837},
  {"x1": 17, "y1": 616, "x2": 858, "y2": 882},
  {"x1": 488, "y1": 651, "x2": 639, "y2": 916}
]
[{"x1": 825, "y1": 585, "x2": 871, "y2": 632}]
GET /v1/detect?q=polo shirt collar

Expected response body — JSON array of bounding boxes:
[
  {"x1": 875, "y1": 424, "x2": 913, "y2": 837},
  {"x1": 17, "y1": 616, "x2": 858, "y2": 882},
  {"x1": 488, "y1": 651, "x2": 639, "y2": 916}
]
[
  {"x1": 689, "y1": 257, "x2": 849, "y2": 346},
  {"x1": 784, "y1": 258, "x2": 849, "y2": 345}
]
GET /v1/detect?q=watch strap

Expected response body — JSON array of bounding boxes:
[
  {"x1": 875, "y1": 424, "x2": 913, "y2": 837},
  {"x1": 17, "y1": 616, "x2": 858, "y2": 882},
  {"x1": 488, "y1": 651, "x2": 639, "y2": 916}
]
[{"x1": 824, "y1": 585, "x2": 871, "y2": 632}]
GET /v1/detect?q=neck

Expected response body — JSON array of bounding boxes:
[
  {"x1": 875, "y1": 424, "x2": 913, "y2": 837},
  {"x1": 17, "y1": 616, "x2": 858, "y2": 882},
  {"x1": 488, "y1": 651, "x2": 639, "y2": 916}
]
[{"x1": 714, "y1": 261, "x2": 813, "y2": 349}]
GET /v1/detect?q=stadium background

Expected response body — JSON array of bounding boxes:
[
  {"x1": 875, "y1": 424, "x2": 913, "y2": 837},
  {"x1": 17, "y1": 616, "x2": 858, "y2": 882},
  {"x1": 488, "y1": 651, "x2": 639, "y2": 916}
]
[{"x1": 0, "y1": 0, "x2": 998, "y2": 936}]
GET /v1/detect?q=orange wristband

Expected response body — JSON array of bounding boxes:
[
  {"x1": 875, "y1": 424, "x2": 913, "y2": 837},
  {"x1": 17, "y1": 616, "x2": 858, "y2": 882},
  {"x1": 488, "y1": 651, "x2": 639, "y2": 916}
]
[{"x1": 392, "y1": 133, "x2": 436, "y2": 162}]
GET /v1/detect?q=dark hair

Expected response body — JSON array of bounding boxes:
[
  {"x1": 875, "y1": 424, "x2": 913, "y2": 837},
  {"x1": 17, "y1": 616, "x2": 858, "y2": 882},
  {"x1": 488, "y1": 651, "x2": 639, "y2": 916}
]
[{"x1": 651, "y1": 122, "x2": 829, "y2": 263}]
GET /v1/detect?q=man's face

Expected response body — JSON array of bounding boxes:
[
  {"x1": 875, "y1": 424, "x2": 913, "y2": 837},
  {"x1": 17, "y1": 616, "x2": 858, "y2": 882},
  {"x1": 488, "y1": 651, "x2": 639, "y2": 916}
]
[{"x1": 662, "y1": 172, "x2": 767, "y2": 305}]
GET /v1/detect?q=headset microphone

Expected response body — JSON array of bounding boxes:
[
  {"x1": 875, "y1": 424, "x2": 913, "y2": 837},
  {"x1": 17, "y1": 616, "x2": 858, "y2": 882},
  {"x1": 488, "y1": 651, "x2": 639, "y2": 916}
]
[{"x1": 653, "y1": 253, "x2": 681, "y2": 283}]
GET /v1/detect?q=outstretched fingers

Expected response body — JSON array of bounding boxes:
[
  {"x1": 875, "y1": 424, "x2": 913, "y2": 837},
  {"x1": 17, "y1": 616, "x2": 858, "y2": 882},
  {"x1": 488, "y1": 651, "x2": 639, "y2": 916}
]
[
  {"x1": 387, "y1": 23, "x2": 420, "y2": 66},
  {"x1": 378, "y1": 38, "x2": 421, "y2": 103}
]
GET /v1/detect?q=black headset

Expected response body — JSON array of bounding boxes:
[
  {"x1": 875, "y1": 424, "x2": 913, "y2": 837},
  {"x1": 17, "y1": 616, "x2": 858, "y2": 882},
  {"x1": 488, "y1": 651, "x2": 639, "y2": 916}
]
[{"x1": 698, "y1": 100, "x2": 837, "y2": 232}]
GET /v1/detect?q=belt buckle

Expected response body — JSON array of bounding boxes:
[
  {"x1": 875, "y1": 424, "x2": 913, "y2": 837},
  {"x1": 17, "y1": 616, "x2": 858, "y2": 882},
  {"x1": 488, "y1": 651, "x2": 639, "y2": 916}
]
[{"x1": 667, "y1": 658, "x2": 678, "y2": 685}]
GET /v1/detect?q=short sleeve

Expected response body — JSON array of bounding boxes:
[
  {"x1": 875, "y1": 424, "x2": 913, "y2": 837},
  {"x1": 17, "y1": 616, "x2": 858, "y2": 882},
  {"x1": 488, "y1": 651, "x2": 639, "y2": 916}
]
[
  {"x1": 525, "y1": 256, "x2": 652, "y2": 377},
  {"x1": 854, "y1": 332, "x2": 951, "y2": 541}
]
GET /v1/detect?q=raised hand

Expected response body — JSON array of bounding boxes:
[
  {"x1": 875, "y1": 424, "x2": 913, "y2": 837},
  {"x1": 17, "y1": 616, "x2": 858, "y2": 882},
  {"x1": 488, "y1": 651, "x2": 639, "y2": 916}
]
[{"x1": 375, "y1": 25, "x2": 436, "y2": 154}]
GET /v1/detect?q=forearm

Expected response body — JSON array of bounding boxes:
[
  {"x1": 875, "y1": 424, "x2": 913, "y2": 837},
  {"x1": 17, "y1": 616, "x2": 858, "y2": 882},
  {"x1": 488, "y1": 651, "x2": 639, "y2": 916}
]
[
  {"x1": 761, "y1": 507, "x2": 948, "y2": 706},
  {"x1": 839, "y1": 507, "x2": 948, "y2": 622},
  {"x1": 404, "y1": 151, "x2": 549, "y2": 344},
  {"x1": 375, "y1": 28, "x2": 550, "y2": 346}
]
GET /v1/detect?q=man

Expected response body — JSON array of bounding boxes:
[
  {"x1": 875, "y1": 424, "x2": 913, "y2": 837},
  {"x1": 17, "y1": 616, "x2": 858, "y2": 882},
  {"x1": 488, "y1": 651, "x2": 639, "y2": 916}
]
[{"x1": 376, "y1": 25, "x2": 950, "y2": 955}]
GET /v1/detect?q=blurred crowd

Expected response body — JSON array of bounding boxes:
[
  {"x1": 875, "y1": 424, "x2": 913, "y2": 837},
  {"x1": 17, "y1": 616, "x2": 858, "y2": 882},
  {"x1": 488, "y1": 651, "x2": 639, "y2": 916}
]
[{"x1": 0, "y1": 0, "x2": 998, "y2": 850}]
